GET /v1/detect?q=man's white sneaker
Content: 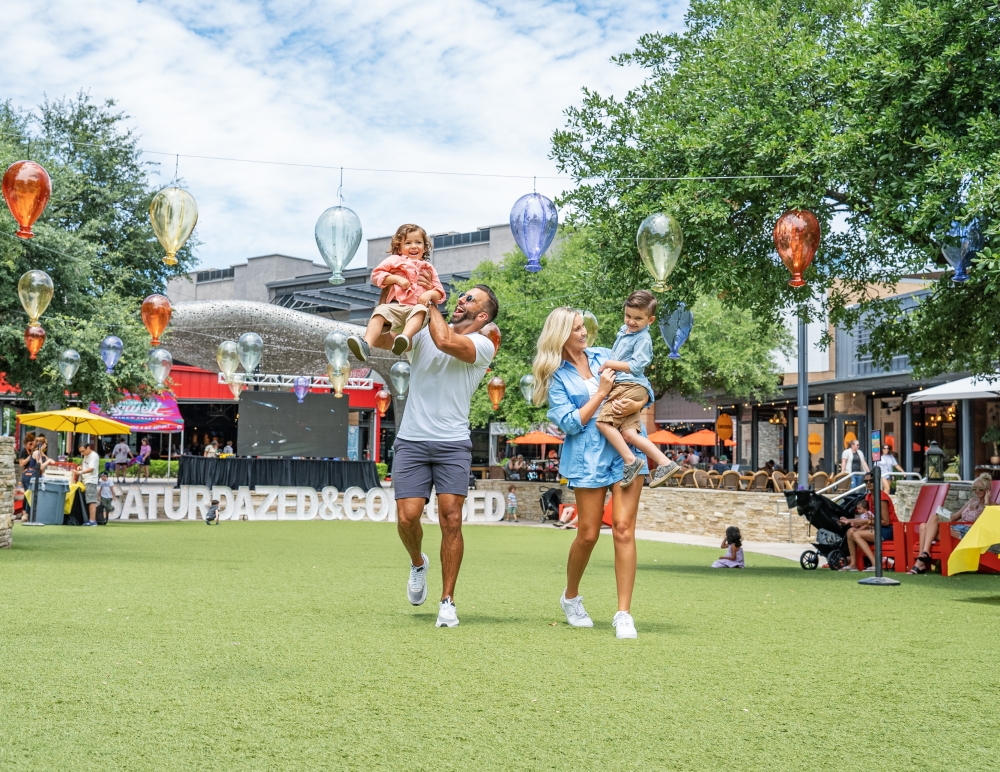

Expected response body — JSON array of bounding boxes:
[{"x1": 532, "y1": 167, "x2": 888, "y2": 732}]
[
  {"x1": 435, "y1": 597, "x2": 459, "y2": 627},
  {"x1": 391, "y1": 334, "x2": 410, "y2": 356},
  {"x1": 560, "y1": 591, "x2": 594, "y2": 628},
  {"x1": 407, "y1": 553, "x2": 429, "y2": 606},
  {"x1": 612, "y1": 611, "x2": 638, "y2": 639},
  {"x1": 648, "y1": 460, "x2": 680, "y2": 488}
]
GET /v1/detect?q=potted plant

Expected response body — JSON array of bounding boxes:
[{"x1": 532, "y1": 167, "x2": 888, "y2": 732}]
[{"x1": 982, "y1": 425, "x2": 1000, "y2": 464}]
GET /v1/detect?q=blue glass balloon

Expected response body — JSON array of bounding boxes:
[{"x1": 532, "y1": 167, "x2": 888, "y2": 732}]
[
  {"x1": 99, "y1": 335, "x2": 123, "y2": 373},
  {"x1": 315, "y1": 206, "x2": 362, "y2": 285},
  {"x1": 659, "y1": 303, "x2": 694, "y2": 359},
  {"x1": 940, "y1": 219, "x2": 983, "y2": 283},
  {"x1": 293, "y1": 375, "x2": 310, "y2": 403},
  {"x1": 510, "y1": 193, "x2": 558, "y2": 273}
]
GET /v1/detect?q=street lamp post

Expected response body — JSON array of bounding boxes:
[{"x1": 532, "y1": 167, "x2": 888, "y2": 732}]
[{"x1": 797, "y1": 312, "x2": 809, "y2": 489}]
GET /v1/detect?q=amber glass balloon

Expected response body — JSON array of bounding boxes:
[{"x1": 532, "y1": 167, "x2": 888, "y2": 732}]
[
  {"x1": 375, "y1": 388, "x2": 392, "y2": 417},
  {"x1": 328, "y1": 364, "x2": 347, "y2": 398},
  {"x1": 141, "y1": 294, "x2": 172, "y2": 346},
  {"x1": 481, "y1": 323, "x2": 501, "y2": 355},
  {"x1": 773, "y1": 209, "x2": 821, "y2": 287},
  {"x1": 487, "y1": 376, "x2": 506, "y2": 411},
  {"x1": 2, "y1": 161, "x2": 52, "y2": 239},
  {"x1": 24, "y1": 324, "x2": 45, "y2": 360}
]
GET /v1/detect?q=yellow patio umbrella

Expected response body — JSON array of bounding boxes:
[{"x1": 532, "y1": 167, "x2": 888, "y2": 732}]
[{"x1": 18, "y1": 407, "x2": 131, "y2": 435}]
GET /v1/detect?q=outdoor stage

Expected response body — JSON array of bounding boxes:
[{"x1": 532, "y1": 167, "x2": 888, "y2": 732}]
[{"x1": 177, "y1": 456, "x2": 380, "y2": 491}]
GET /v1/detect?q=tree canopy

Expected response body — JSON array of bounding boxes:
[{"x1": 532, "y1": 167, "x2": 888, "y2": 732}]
[
  {"x1": 551, "y1": 0, "x2": 1000, "y2": 377},
  {"x1": 0, "y1": 94, "x2": 194, "y2": 408}
]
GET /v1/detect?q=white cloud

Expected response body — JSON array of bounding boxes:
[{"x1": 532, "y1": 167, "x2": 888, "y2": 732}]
[{"x1": 4, "y1": 0, "x2": 686, "y2": 269}]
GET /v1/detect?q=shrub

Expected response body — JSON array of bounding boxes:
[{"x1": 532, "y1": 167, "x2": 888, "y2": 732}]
[
  {"x1": 149, "y1": 460, "x2": 179, "y2": 478},
  {"x1": 376, "y1": 463, "x2": 388, "y2": 481}
]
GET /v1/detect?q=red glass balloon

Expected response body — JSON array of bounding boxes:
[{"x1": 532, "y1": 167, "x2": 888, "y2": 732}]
[
  {"x1": 375, "y1": 388, "x2": 392, "y2": 418},
  {"x1": 24, "y1": 324, "x2": 45, "y2": 360},
  {"x1": 141, "y1": 294, "x2": 172, "y2": 346},
  {"x1": 487, "y1": 376, "x2": 506, "y2": 411},
  {"x1": 2, "y1": 161, "x2": 52, "y2": 239},
  {"x1": 773, "y1": 209, "x2": 821, "y2": 287}
]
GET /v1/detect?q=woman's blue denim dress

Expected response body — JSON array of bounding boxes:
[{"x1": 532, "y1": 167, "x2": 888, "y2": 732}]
[{"x1": 546, "y1": 347, "x2": 653, "y2": 490}]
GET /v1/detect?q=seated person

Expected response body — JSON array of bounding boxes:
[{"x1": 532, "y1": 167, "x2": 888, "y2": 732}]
[
  {"x1": 909, "y1": 473, "x2": 990, "y2": 574},
  {"x1": 711, "y1": 455, "x2": 729, "y2": 475},
  {"x1": 508, "y1": 454, "x2": 527, "y2": 480},
  {"x1": 839, "y1": 473, "x2": 895, "y2": 571},
  {"x1": 555, "y1": 504, "x2": 577, "y2": 530}
]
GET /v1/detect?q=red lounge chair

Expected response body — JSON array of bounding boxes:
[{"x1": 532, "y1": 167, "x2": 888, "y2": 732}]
[
  {"x1": 903, "y1": 484, "x2": 951, "y2": 574},
  {"x1": 856, "y1": 493, "x2": 906, "y2": 573},
  {"x1": 991, "y1": 480, "x2": 1000, "y2": 505}
]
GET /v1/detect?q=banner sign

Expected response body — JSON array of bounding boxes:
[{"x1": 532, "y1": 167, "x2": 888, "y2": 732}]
[{"x1": 90, "y1": 393, "x2": 184, "y2": 432}]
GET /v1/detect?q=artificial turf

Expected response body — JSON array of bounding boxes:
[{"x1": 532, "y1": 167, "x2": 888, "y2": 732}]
[{"x1": 1, "y1": 521, "x2": 998, "y2": 771}]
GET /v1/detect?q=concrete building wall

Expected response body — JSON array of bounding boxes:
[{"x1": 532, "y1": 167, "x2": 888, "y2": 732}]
[{"x1": 166, "y1": 255, "x2": 322, "y2": 305}]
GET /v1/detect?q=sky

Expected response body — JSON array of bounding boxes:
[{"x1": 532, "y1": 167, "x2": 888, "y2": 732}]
[{"x1": 4, "y1": 0, "x2": 687, "y2": 271}]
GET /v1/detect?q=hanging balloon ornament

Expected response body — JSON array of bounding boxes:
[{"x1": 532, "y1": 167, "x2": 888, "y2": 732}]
[
  {"x1": 324, "y1": 331, "x2": 350, "y2": 375},
  {"x1": 510, "y1": 192, "x2": 558, "y2": 273},
  {"x1": 636, "y1": 213, "x2": 683, "y2": 292},
  {"x1": 327, "y1": 364, "x2": 348, "y2": 398},
  {"x1": 149, "y1": 186, "x2": 198, "y2": 266},
  {"x1": 2, "y1": 161, "x2": 52, "y2": 239},
  {"x1": 773, "y1": 209, "x2": 821, "y2": 287},
  {"x1": 389, "y1": 361, "x2": 411, "y2": 399},
  {"x1": 659, "y1": 303, "x2": 694, "y2": 360},
  {"x1": 141, "y1": 294, "x2": 172, "y2": 347},
  {"x1": 237, "y1": 332, "x2": 264, "y2": 374},
  {"x1": 216, "y1": 340, "x2": 240, "y2": 383},
  {"x1": 487, "y1": 376, "x2": 506, "y2": 411},
  {"x1": 229, "y1": 378, "x2": 243, "y2": 400},
  {"x1": 940, "y1": 219, "x2": 983, "y2": 283},
  {"x1": 315, "y1": 206, "x2": 363, "y2": 285},
  {"x1": 293, "y1": 376, "x2": 310, "y2": 404},
  {"x1": 99, "y1": 336, "x2": 124, "y2": 374},
  {"x1": 147, "y1": 348, "x2": 173, "y2": 388},
  {"x1": 375, "y1": 388, "x2": 392, "y2": 418},
  {"x1": 58, "y1": 349, "x2": 81, "y2": 386},
  {"x1": 580, "y1": 310, "x2": 599, "y2": 347},
  {"x1": 24, "y1": 325, "x2": 46, "y2": 361},
  {"x1": 18, "y1": 270, "x2": 54, "y2": 360},
  {"x1": 519, "y1": 374, "x2": 535, "y2": 403}
]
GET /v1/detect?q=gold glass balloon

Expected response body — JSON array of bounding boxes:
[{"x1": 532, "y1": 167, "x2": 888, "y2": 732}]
[
  {"x1": 216, "y1": 340, "x2": 240, "y2": 382},
  {"x1": 18, "y1": 270, "x2": 54, "y2": 325},
  {"x1": 229, "y1": 379, "x2": 243, "y2": 400},
  {"x1": 150, "y1": 186, "x2": 198, "y2": 266},
  {"x1": 328, "y1": 364, "x2": 347, "y2": 398},
  {"x1": 636, "y1": 213, "x2": 683, "y2": 292}
]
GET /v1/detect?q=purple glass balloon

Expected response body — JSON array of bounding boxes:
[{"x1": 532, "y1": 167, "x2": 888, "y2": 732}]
[
  {"x1": 658, "y1": 303, "x2": 694, "y2": 359},
  {"x1": 510, "y1": 192, "x2": 558, "y2": 273},
  {"x1": 293, "y1": 375, "x2": 310, "y2": 403},
  {"x1": 940, "y1": 219, "x2": 983, "y2": 283},
  {"x1": 99, "y1": 335, "x2": 124, "y2": 373}
]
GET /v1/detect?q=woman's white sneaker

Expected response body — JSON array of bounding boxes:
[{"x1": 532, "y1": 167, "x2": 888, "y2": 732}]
[
  {"x1": 560, "y1": 591, "x2": 594, "y2": 627},
  {"x1": 612, "y1": 611, "x2": 638, "y2": 639},
  {"x1": 435, "y1": 597, "x2": 459, "y2": 627},
  {"x1": 407, "y1": 553, "x2": 429, "y2": 606}
]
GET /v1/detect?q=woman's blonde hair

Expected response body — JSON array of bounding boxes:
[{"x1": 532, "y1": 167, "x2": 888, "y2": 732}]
[
  {"x1": 972, "y1": 473, "x2": 992, "y2": 491},
  {"x1": 388, "y1": 224, "x2": 432, "y2": 261},
  {"x1": 531, "y1": 307, "x2": 580, "y2": 406}
]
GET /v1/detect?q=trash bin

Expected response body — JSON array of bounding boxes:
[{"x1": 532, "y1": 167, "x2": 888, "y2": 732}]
[{"x1": 34, "y1": 479, "x2": 70, "y2": 525}]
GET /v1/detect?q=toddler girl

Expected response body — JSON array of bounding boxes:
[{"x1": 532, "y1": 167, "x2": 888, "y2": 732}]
[
  {"x1": 712, "y1": 526, "x2": 745, "y2": 568},
  {"x1": 348, "y1": 224, "x2": 446, "y2": 361}
]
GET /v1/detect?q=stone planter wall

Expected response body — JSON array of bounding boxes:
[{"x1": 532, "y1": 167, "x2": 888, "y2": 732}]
[
  {"x1": 1, "y1": 437, "x2": 14, "y2": 549},
  {"x1": 475, "y1": 480, "x2": 567, "y2": 521}
]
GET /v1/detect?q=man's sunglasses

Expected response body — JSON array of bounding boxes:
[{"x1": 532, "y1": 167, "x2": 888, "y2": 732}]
[{"x1": 456, "y1": 293, "x2": 478, "y2": 304}]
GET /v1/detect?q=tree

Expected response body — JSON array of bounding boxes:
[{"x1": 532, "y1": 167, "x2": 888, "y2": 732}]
[
  {"x1": 0, "y1": 94, "x2": 195, "y2": 408},
  {"x1": 460, "y1": 229, "x2": 790, "y2": 430},
  {"x1": 551, "y1": 0, "x2": 1000, "y2": 376}
]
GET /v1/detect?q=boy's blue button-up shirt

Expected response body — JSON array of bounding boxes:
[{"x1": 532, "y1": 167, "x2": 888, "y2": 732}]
[{"x1": 608, "y1": 324, "x2": 653, "y2": 390}]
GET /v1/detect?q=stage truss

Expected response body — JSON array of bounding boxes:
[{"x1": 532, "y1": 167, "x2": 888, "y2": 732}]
[{"x1": 217, "y1": 372, "x2": 376, "y2": 391}]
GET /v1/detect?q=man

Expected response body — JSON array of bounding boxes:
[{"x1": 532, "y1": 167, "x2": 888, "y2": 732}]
[
  {"x1": 112, "y1": 436, "x2": 132, "y2": 483},
  {"x1": 711, "y1": 455, "x2": 729, "y2": 475},
  {"x1": 76, "y1": 441, "x2": 101, "y2": 526},
  {"x1": 394, "y1": 284, "x2": 498, "y2": 628}
]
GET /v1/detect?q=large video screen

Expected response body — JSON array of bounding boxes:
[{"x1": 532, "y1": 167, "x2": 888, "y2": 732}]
[{"x1": 237, "y1": 391, "x2": 348, "y2": 458}]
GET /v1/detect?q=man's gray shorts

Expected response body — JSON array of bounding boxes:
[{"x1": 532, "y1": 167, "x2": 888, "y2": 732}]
[
  {"x1": 84, "y1": 483, "x2": 99, "y2": 505},
  {"x1": 393, "y1": 439, "x2": 473, "y2": 501}
]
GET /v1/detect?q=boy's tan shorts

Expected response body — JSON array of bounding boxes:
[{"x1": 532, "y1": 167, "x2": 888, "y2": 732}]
[
  {"x1": 373, "y1": 303, "x2": 430, "y2": 335},
  {"x1": 596, "y1": 382, "x2": 648, "y2": 433}
]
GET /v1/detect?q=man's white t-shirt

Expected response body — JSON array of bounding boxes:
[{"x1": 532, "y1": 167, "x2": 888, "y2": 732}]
[
  {"x1": 396, "y1": 327, "x2": 495, "y2": 442},
  {"x1": 112, "y1": 442, "x2": 130, "y2": 463},
  {"x1": 81, "y1": 450, "x2": 100, "y2": 484}
]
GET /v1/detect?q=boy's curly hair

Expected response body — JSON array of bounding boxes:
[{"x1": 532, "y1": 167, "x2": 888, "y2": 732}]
[{"x1": 388, "y1": 224, "x2": 432, "y2": 261}]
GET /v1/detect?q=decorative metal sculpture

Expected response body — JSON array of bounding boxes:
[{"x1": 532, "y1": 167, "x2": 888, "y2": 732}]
[
  {"x1": 58, "y1": 349, "x2": 81, "y2": 385},
  {"x1": 510, "y1": 192, "x2": 558, "y2": 272},
  {"x1": 636, "y1": 213, "x2": 683, "y2": 291},
  {"x1": 773, "y1": 209, "x2": 821, "y2": 287},
  {"x1": 940, "y1": 219, "x2": 983, "y2": 283},
  {"x1": 315, "y1": 206, "x2": 362, "y2": 285},
  {"x1": 150, "y1": 186, "x2": 198, "y2": 266},
  {"x1": 141, "y1": 294, "x2": 172, "y2": 347},
  {"x1": 99, "y1": 336, "x2": 123, "y2": 373},
  {"x1": 237, "y1": 332, "x2": 263, "y2": 373},
  {"x1": 659, "y1": 303, "x2": 694, "y2": 359},
  {"x1": 3, "y1": 161, "x2": 52, "y2": 239}
]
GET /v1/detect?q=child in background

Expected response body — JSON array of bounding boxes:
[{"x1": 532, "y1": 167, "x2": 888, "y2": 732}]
[
  {"x1": 506, "y1": 485, "x2": 518, "y2": 522},
  {"x1": 596, "y1": 290, "x2": 680, "y2": 488},
  {"x1": 348, "y1": 224, "x2": 446, "y2": 361},
  {"x1": 205, "y1": 499, "x2": 220, "y2": 525},
  {"x1": 712, "y1": 526, "x2": 745, "y2": 568},
  {"x1": 97, "y1": 472, "x2": 116, "y2": 525}
]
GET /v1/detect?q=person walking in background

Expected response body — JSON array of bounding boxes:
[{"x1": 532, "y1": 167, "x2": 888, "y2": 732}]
[
  {"x1": 875, "y1": 444, "x2": 903, "y2": 494},
  {"x1": 112, "y1": 436, "x2": 132, "y2": 483},
  {"x1": 506, "y1": 485, "x2": 518, "y2": 522},
  {"x1": 840, "y1": 439, "x2": 869, "y2": 489},
  {"x1": 712, "y1": 527, "x2": 745, "y2": 568},
  {"x1": 137, "y1": 438, "x2": 152, "y2": 482}
]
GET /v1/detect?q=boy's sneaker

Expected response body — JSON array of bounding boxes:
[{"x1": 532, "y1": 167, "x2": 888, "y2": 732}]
[
  {"x1": 648, "y1": 460, "x2": 680, "y2": 488},
  {"x1": 347, "y1": 335, "x2": 369, "y2": 362},
  {"x1": 407, "y1": 553, "x2": 429, "y2": 606},
  {"x1": 560, "y1": 591, "x2": 594, "y2": 627},
  {"x1": 391, "y1": 334, "x2": 410, "y2": 356},
  {"x1": 612, "y1": 611, "x2": 638, "y2": 639},
  {"x1": 621, "y1": 459, "x2": 643, "y2": 488},
  {"x1": 435, "y1": 597, "x2": 459, "y2": 627}
]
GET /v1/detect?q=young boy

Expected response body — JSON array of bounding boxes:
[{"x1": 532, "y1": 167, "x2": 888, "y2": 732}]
[
  {"x1": 506, "y1": 485, "x2": 518, "y2": 522},
  {"x1": 596, "y1": 290, "x2": 680, "y2": 488},
  {"x1": 97, "y1": 472, "x2": 116, "y2": 524},
  {"x1": 348, "y1": 224, "x2": 446, "y2": 362},
  {"x1": 205, "y1": 499, "x2": 220, "y2": 525}
]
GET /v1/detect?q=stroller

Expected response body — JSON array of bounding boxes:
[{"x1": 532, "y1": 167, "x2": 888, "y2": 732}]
[
  {"x1": 538, "y1": 487, "x2": 562, "y2": 523},
  {"x1": 785, "y1": 488, "x2": 865, "y2": 570}
]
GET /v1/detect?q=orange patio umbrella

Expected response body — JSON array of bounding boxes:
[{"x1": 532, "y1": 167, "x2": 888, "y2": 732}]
[
  {"x1": 512, "y1": 431, "x2": 564, "y2": 445},
  {"x1": 648, "y1": 429, "x2": 684, "y2": 444},
  {"x1": 679, "y1": 429, "x2": 723, "y2": 446}
]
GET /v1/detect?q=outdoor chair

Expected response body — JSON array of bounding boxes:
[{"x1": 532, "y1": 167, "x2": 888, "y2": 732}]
[
  {"x1": 720, "y1": 470, "x2": 743, "y2": 491},
  {"x1": 832, "y1": 473, "x2": 852, "y2": 493},
  {"x1": 749, "y1": 471, "x2": 769, "y2": 491},
  {"x1": 903, "y1": 483, "x2": 951, "y2": 574},
  {"x1": 694, "y1": 470, "x2": 712, "y2": 488},
  {"x1": 809, "y1": 472, "x2": 829, "y2": 490},
  {"x1": 707, "y1": 470, "x2": 722, "y2": 488},
  {"x1": 771, "y1": 472, "x2": 792, "y2": 492},
  {"x1": 679, "y1": 469, "x2": 697, "y2": 488},
  {"x1": 992, "y1": 480, "x2": 1000, "y2": 505}
]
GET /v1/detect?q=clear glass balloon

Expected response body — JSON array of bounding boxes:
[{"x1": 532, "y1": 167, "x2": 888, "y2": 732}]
[
  {"x1": 229, "y1": 379, "x2": 243, "y2": 399},
  {"x1": 510, "y1": 193, "x2": 558, "y2": 273},
  {"x1": 237, "y1": 332, "x2": 264, "y2": 373},
  {"x1": 519, "y1": 374, "x2": 535, "y2": 403},
  {"x1": 658, "y1": 303, "x2": 694, "y2": 359},
  {"x1": 141, "y1": 294, "x2": 172, "y2": 346},
  {"x1": 293, "y1": 375, "x2": 310, "y2": 403},
  {"x1": 150, "y1": 186, "x2": 198, "y2": 266},
  {"x1": 580, "y1": 310, "x2": 599, "y2": 347},
  {"x1": 148, "y1": 347, "x2": 173, "y2": 388},
  {"x1": 315, "y1": 206, "x2": 363, "y2": 285},
  {"x1": 216, "y1": 340, "x2": 240, "y2": 382},
  {"x1": 940, "y1": 219, "x2": 983, "y2": 283},
  {"x1": 390, "y1": 361, "x2": 411, "y2": 399},
  {"x1": 327, "y1": 364, "x2": 347, "y2": 398},
  {"x1": 58, "y1": 349, "x2": 81, "y2": 385},
  {"x1": 324, "y1": 331, "x2": 349, "y2": 375},
  {"x1": 637, "y1": 213, "x2": 683, "y2": 292},
  {"x1": 18, "y1": 270, "x2": 54, "y2": 324},
  {"x1": 99, "y1": 336, "x2": 123, "y2": 373},
  {"x1": 3, "y1": 161, "x2": 52, "y2": 239}
]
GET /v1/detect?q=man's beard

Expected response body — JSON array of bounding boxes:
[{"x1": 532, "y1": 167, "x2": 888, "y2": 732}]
[{"x1": 451, "y1": 306, "x2": 475, "y2": 324}]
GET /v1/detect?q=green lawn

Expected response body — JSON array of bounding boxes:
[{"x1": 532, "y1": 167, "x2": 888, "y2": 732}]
[{"x1": 1, "y1": 522, "x2": 998, "y2": 771}]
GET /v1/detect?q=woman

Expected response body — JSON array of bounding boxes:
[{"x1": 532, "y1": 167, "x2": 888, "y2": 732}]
[
  {"x1": 26, "y1": 436, "x2": 53, "y2": 518},
  {"x1": 840, "y1": 439, "x2": 869, "y2": 490},
  {"x1": 909, "y1": 473, "x2": 991, "y2": 574},
  {"x1": 875, "y1": 444, "x2": 904, "y2": 494},
  {"x1": 838, "y1": 473, "x2": 896, "y2": 571},
  {"x1": 137, "y1": 438, "x2": 152, "y2": 481},
  {"x1": 533, "y1": 307, "x2": 652, "y2": 639},
  {"x1": 508, "y1": 454, "x2": 526, "y2": 480}
]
